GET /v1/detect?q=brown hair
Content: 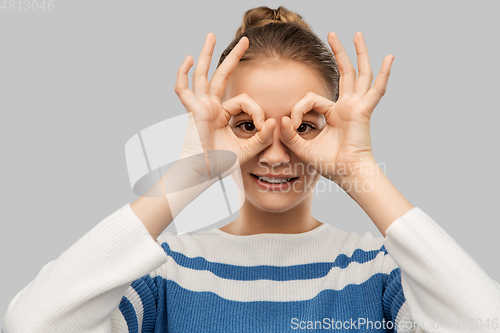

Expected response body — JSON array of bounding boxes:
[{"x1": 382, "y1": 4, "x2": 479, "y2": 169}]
[{"x1": 217, "y1": 6, "x2": 339, "y2": 101}]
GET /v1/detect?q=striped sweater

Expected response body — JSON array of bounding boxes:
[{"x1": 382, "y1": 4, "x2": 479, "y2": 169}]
[{"x1": 2, "y1": 204, "x2": 500, "y2": 332}]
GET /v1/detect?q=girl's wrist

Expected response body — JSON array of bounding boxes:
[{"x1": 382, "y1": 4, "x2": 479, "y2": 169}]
[
  {"x1": 332, "y1": 159, "x2": 414, "y2": 236},
  {"x1": 329, "y1": 157, "x2": 381, "y2": 191}
]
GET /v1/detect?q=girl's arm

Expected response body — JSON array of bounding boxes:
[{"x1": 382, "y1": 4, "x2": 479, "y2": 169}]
[
  {"x1": 1, "y1": 203, "x2": 167, "y2": 333},
  {"x1": 130, "y1": 158, "x2": 219, "y2": 240},
  {"x1": 1, "y1": 162, "x2": 214, "y2": 332},
  {"x1": 340, "y1": 160, "x2": 414, "y2": 237},
  {"x1": 346, "y1": 162, "x2": 500, "y2": 332}
]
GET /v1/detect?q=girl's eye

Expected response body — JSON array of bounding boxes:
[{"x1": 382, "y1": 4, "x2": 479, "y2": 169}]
[
  {"x1": 296, "y1": 123, "x2": 316, "y2": 134},
  {"x1": 235, "y1": 121, "x2": 256, "y2": 133}
]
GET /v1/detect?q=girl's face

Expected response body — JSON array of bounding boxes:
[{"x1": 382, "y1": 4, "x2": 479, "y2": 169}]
[{"x1": 224, "y1": 60, "x2": 330, "y2": 213}]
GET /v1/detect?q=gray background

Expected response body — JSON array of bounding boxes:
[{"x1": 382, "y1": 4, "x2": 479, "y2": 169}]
[{"x1": 1, "y1": 0, "x2": 499, "y2": 317}]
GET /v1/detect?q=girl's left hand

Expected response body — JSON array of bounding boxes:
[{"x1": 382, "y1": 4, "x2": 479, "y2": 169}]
[{"x1": 279, "y1": 32, "x2": 395, "y2": 185}]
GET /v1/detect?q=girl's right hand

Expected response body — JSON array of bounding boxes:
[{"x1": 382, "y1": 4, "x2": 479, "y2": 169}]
[{"x1": 174, "y1": 33, "x2": 276, "y2": 180}]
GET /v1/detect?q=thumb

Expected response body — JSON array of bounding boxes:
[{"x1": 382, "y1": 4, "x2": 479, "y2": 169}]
[
  {"x1": 239, "y1": 118, "x2": 276, "y2": 163},
  {"x1": 279, "y1": 116, "x2": 310, "y2": 162}
]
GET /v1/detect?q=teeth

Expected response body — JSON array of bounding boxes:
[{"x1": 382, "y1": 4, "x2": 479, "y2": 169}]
[{"x1": 258, "y1": 176, "x2": 292, "y2": 184}]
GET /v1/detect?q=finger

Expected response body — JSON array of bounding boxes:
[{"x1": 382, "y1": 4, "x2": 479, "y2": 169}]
[
  {"x1": 279, "y1": 116, "x2": 311, "y2": 162},
  {"x1": 174, "y1": 55, "x2": 197, "y2": 111},
  {"x1": 239, "y1": 118, "x2": 276, "y2": 161},
  {"x1": 192, "y1": 33, "x2": 216, "y2": 97},
  {"x1": 290, "y1": 92, "x2": 335, "y2": 128},
  {"x1": 353, "y1": 32, "x2": 374, "y2": 95},
  {"x1": 328, "y1": 32, "x2": 356, "y2": 97},
  {"x1": 220, "y1": 93, "x2": 266, "y2": 130},
  {"x1": 209, "y1": 36, "x2": 250, "y2": 99},
  {"x1": 361, "y1": 54, "x2": 395, "y2": 113}
]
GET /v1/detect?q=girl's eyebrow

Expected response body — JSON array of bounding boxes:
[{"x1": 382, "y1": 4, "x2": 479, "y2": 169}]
[
  {"x1": 230, "y1": 110, "x2": 324, "y2": 121},
  {"x1": 302, "y1": 110, "x2": 325, "y2": 122},
  {"x1": 231, "y1": 112, "x2": 250, "y2": 118},
  {"x1": 303, "y1": 110, "x2": 322, "y2": 118}
]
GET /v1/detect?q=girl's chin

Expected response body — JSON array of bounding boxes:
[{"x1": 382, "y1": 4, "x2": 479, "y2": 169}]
[
  {"x1": 247, "y1": 195, "x2": 298, "y2": 213},
  {"x1": 255, "y1": 204, "x2": 294, "y2": 214}
]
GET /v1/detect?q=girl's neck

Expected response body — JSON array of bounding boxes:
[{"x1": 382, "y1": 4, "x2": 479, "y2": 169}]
[{"x1": 219, "y1": 198, "x2": 322, "y2": 236}]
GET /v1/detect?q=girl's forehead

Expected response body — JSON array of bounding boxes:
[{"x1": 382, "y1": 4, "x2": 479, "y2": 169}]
[
  {"x1": 226, "y1": 61, "x2": 329, "y2": 118},
  {"x1": 231, "y1": 108, "x2": 323, "y2": 120}
]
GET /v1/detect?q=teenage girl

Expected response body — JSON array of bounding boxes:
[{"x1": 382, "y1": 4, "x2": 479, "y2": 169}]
[{"x1": 3, "y1": 6, "x2": 500, "y2": 333}]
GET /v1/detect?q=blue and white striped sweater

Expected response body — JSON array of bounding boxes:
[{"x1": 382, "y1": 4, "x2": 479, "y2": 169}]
[
  {"x1": 4, "y1": 204, "x2": 500, "y2": 332},
  {"x1": 116, "y1": 222, "x2": 409, "y2": 332}
]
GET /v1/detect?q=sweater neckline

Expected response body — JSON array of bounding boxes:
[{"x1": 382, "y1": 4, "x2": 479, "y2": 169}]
[{"x1": 210, "y1": 222, "x2": 330, "y2": 239}]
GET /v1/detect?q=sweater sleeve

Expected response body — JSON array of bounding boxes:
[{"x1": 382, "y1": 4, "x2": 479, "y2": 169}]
[
  {"x1": 382, "y1": 207, "x2": 500, "y2": 333},
  {"x1": 1, "y1": 203, "x2": 168, "y2": 333}
]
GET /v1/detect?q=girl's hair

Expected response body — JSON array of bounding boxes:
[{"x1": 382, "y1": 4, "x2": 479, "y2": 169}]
[{"x1": 217, "y1": 6, "x2": 340, "y2": 101}]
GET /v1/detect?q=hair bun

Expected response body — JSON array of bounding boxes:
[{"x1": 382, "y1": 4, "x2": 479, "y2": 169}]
[{"x1": 235, "y1": 6, "x2": 311, "y2": 37}]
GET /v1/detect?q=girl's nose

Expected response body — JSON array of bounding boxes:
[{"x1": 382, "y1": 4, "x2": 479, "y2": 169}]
[{"x1": 258, "y1": 122, "x2": 290, "y2": 167}]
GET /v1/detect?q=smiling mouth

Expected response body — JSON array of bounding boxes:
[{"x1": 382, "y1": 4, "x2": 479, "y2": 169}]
[{"x1": 250, "y1": 174, "x2": 299, "y2": 184}]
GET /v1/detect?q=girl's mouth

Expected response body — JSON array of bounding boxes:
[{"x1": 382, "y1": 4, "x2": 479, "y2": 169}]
[{"x1": 250, "y1": 174, "x2": 299, "y2": 190}]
